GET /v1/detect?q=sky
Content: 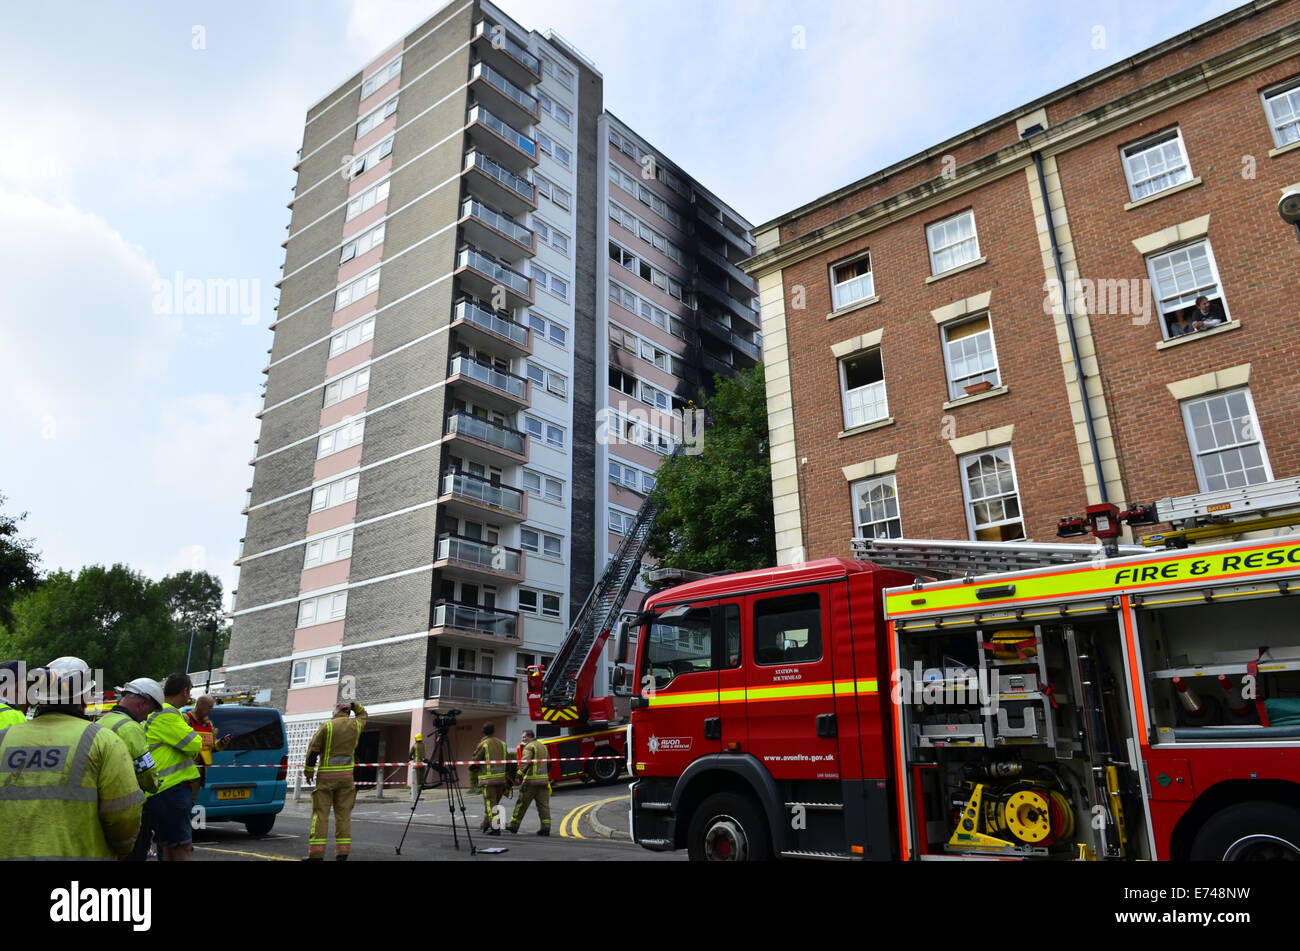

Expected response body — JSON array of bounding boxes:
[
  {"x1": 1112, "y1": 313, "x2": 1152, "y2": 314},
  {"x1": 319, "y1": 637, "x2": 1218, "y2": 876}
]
[{"x1": 0, "y1": 0, "x2": 1242, "y2": 606}]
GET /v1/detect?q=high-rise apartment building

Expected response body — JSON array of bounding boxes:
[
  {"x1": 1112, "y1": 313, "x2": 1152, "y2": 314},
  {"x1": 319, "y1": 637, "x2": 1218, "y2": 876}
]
[{"x1": 225, "y1": 0, "x2": 758, "y2": 769}]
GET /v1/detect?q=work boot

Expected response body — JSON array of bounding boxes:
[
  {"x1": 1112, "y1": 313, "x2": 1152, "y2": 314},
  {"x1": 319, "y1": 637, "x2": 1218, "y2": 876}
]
[
  {"x1": 487, "y1": 828, "x2": 501, "y2": 836},
  {"x1": 537, "y1": 828, "x2": 549, "y2": 836},
  {"x1": 336, "y1": 854, "x2": 349, "y2": 862},
  {"x1": 506, "y1": 823, "x2": 519, "y2": 834}
]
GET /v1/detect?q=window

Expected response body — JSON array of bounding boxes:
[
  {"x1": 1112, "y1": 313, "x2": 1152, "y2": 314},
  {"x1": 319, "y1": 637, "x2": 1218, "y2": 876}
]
[
  {"x1": 840, "y1": 349, "x2": 888, "y2": 428},
  {"x1": 340, "y1": 224, "x2": 385, "y2": 264},
  {"x1": 324, "y1": 655, "x2": 341, "y2": 683},
  {"x1": 291, "y1": 661, "x2": 308, "y2": 687},
  {"x1": 361, "y1": 57, "x2": 401, "y2": 99},
  {"x1": 297, "y1": 591, "x2": 348, "y2": 628},
  {"x1": 960, "y1": 447, "x2": 1025, "y2": 542},
  {"x1": 646, "y1": 607, "x2": 714, "y2": 689},
  {"x1": 608, "y1": 281, "x2": 691, "y2": 340},
  {"x1": 535, "y1": 174, "x2": 571, "y2": 211},
  {"x1": 350, "y1": 137, "x2": 394, "y2": 178},
  {"x1": 522, "y1": 470, "x2": 563, "y2": 503},
  {"x1": 533, "y1": 218, "x2": 570, "y2": 255},
  {"x1": 608, "y1": 162, "x2": 684, "y2": 230},
  {"x1": 311, "y1": 475, "x2": 360, "y2": 512},
  {"x1": 540, "y1": 54, "x2": 574, "y2": 91},
  {"x1": 1181, "y1": 389, "x2": 1272, "y2": 492},
  {"x1": 1263, "y1": 78, "x2": 1300, "y2": 147},
  {"x1": 754, "y1": 593, "x2": 822, "y2": 666},
  {"x1": 927, "y1": 210, "x2": 980, "y2": 275},
  {"x1": 609, "y1": 508, "x2": 637, "y2": 535},
  {"x1": 336, "y1": 270, "x2": 380, "y2": 310},
  {"x1": 526, "y1": 361, "x2": 567, "y2": 398},
  {"x1": 609, "y1": 367, "x2": 636, "y2": 396},
  {"x1": 346, "y1": 180, "x2": 390, "y2": 221},
  {"x1": 526, "y1": 313, "x2": 567, "y2": 348},
  {"x1": 1146, "y1": 240, "x2": 1230, "y2": 339},
  {"x1": 317, "y1": 418, "x2": 365, "y2": 458},
  {"x1": 356, "y1": 97, "x2": 398, "y2": 139},
  {"x1": 608, "y1": 460, "x2": 652, "y2": 493},
  {"x1": 640, "y1": 382, "x2": 671, "y2": 412},
  {"x1": 524, "y1": 415, "x2": 565, "y2": 449},
  {"x1": 535, "y1": 131, "x2": 571, "y2": 168},
  {"x1": 538, "y1": 92, "x2": 572, "y2": 129},
  {"x1": 304, "y1": 531, "x2": 354, "y2": 568},
  {"x1": 521, "y1": 528, "x2": 562, "y2": 559},
  {"x1": 852, "y1": 475, "x2": 901, "y2": 540},
  {"x1": 831, "y1": 254, "x2": 874, "y2": 310},
  {"x1": 1122, "y1": 128, "x2": 1191, "y2": 201},
  {"x1": 530, "y1": 264, "x2": 569, "y2": 301},
  {"x1": 519, "y1": 589, "x2": 562, "y2": 619},
  {"x1": 330, "y1": 317, "x2": 375, "y2": 357},
  {"x1": 942, "y1": 315, "x2": 1000, "y2": 399},
  {"x1": 323, "y1": 367, "x2": 370, "y2": 408},
  {"x1": 291, "y1": 654, "x2": 341, "y2": 688}
]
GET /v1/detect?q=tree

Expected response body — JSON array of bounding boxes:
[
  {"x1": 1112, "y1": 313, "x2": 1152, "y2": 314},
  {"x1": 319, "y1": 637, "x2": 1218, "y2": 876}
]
[
  {"x1": 0, "y1": 565, "x2": 182, "y2": 689},
  {"x1": 646, "y1": 364, "x2": 776, "y2": 573},
  {"x1": 0, "y1": 493, "x2": 40, "y2": 631},
  {"x1": 157, "y1": 570, "x2": 229, "y2": 670}
]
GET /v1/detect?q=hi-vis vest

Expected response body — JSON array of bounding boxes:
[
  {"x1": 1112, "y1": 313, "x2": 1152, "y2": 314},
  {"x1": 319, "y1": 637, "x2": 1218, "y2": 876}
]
[
  {"x1": 145, "y1": 703, "x2": 202, "y2": 794},
  {"x1": 473, "y1": 737, "x2": 508, "y2": 784},
  {"x1": 98, "y1": 708, "x2": 158, "y2": 795},
  {"x1": 519, "y1": 740, "x2": 550, "y2": 784},
  {"x1": 312, "y1": 703, "x2": 367, "y2": 775},
  {"x1": 0, "y1": 703, "x2": 24, "y2": 729},
  {"x1": 0, "y1": 713, "x2": 144, "y2": 860}
]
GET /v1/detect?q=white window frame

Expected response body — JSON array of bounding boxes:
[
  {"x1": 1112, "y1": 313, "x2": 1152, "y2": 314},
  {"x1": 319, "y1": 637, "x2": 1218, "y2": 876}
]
[
  {"x1": 350, "y1": 137, "x2": 394, "y2": 179},
  {"x1": 1180, "y1": 388, "x2": 1273, "y2": 493},
  {"x1": 609, "y1": 507, "x2": 637, "y2": 535},
  {"x1": 360, "y1": 57, "x2": 401, "y2": 99},
  {"x1": 346, "y1": 180, "x2": 390, "y2": 221},
  {"x1": 959, "y1": 446, "x2": 1026, "y2": 542},
  {"x1": 297, "y1": 591, "x2": 348, "y2": 629},
  {"x1": 839, "y1": 349, "x2": 888, "y2": 429},
  {"x1": 317, "y1": 418, "x2": 365, "y2": 459},
  {"x1": 524, "y1": 415, "x2": 565, "y2": 450},
  {"x1": 291, "y1": 660, "x2": 309, "y2": 687},
  {"x1": 539, "y1": 92, "x2": 572, "y2": 129},
  {"x1": 356, "y1": 97, "x2": 398, "y2": 139},
  {"x1": 311, "y1": 474, "x2": 360, "y2": 513},
  {"x1": 533, "y1": 217, "x2": 570, "y2": 255},
  {"x1": 941, "y1": 314, "x2": 1001, "y2": 400},
  {"x1": 851, "y1": 474, "x2": 902, "y2": 540},
  {"x1": 518, "y1": 588, "x2": 563, "y2": 619},
  {"x1": 530, "y1": 263, "x2": 569, "y2": 301},
  {"x1": 304, "y1": 530, "x2": 354, "y2": 569},
  {"x1": 521, "y1": 527, "x2": 564, "y2": 559},
  {"x1": 526, "y1": 312, "x2": 567, "y2": 348},
  {"x1": 540, "y1": 54, "x2": 574, "y2": 91},
  {"x1": 1145, "y1": 239, "x2": 1231, "y2": 340},
  {"x1": 340, "y1": 223, "x2": 385, "y2": 265},
  {"x1": 323, "y1": 367, "x2": 371, "y2": 408},
  {"x1": 535, "y1": 174, "x2": 571, "y2": 211},
  {"x1": 830, "y1": 253, "x2": 875, "y2": 311},
  {"x1": 330, "y1": 318, "x2": 375, "y2": 358},
  {"x1": 323, "y1": 655, "x2": 341, "y2": 684},
  {"x1": 536, "y1": 131, "x2": 572, "y2": 169},
  {"x1": 336, "y1": 270, "x2": 380, "y2": 311},
  {"x1": 1262, "y1": 77, "x2": 1300, "y2": 148},
  {"x1": 525, "y1": 361, "x2": 568, "y2": 398},
  {"x1": 522, "y1": 470, "x2": 564, "y2": 503},
  {"x1": 1121, "y1": 127, "x2": 1193, "y2": 202},
  {"x1": 926, "y1": 210, "x2": 980, "y2": 275},
  {"x1": 640, "y1": 381, "x2": 672, "y2": 412}
]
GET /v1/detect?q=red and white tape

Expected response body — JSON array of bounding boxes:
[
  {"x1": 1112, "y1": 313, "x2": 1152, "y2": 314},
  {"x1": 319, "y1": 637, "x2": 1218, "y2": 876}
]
[{"x1": 213, "y1": 755, "x2": 623, "y2": 768}]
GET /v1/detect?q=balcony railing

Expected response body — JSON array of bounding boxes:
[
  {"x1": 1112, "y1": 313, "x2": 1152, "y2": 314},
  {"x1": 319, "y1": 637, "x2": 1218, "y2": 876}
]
[
  {"x1": 473, "y1": 20, "x2": 541, "y2": 75},
  {"x1": 456, "y1": 247, "x2": 530, "y2": 296},
  {"x1": 445, "y1": 413, "x2": 526, "y2": 455},
  {"x1": 441, "y1": 471, "x2": 525, "y2": 515},
  {"x1": 436, "y1": 534, "x2": 522, "y2": 574},
  {"x1": 432, "y1": 600, "x2": 519, "y2": 639},
  {"x1": 699, "y1": 313, "x2": 762, "y2": 360},
  {"x1": 468, "y1": 104, "x2": 536, "y2": 157},
  {"x1": 449, "y1": 354, "x2": 527, "y2": 400},
  {"x1": 453, "y1": 299, "x2": 530, "y2": 347},
  {"x1": 470, "y1": 61, "x2": 537, "y2": 113},
  {"x1": 460, "y1": 198, "x2": 532, "y2": 247},
  {"x1": 465, "y1": 151, "x2": 534, "y2": 201},
  {"x1": 428, "y1": 669, "x2": 518, "y2": 706}
]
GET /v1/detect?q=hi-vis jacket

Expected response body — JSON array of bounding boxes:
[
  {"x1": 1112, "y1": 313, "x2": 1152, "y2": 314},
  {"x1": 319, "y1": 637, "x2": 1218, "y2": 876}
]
[
  {"x1": 517, "y1": 739, "x2": 551, "y2": 785},
  {"x1": 0, "y1": 703, "x2": 24, "y2": 729},
  {"x1": 471, "y1": 736, "x2": 508, "y2": 786},
  {"x1": 0, "y1": 712, "x2": 144, "y2": 860},
  {"x1": 307, "y1": 703, "x2": 368, "y2": 776},
  {"x1": 98, "y1": 708, "x2": 158, "y2": 795},
  {"x1": 145, "y1": 703, "x2": 202, "y2": 795}
]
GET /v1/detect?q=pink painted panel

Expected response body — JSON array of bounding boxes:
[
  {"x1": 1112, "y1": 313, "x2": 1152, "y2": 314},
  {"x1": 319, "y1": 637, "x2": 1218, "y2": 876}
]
[
  {"x1": 314, "y1": 444, "x2": 364, "y2": 481},
  {"x1": 354, "y1": 117, "x2": 398, "y2": 155},
  {"x1": 362, "y1": 41, "x2": 403, "y2": 79},
  {"x1": 609, "y1": 483, "x2": 645, "y2": 510},
  {"x1": 605, "y1": 442, "x2": 665, "y2": 471},
  {"x1": 293, "y1": 620, "x2": 345, "y2": 653},
  {"x1": 325, "y1": 341, "x2": 373, "y2": 378},
  {"x1": 341, "y1": 201, "x2": 388, "y2": 240},
  {"x1": 358, "y1": 77, "x2": 400, "y2": 116},
  {"x1": 320, "y1": 392, "x2": 369, "y2": 429},
  {"x1": 338, "y1": 245, "x2": 384, "y2": 285},
  {"x1": 286, "y1": 684, "x2": 341, "y2": 716},
  {"x1": 348, "y1": 158, "x2": 393, "y2": 196},
  {"x1": 607, "y1": 301, "x2": 692, "y2": 355},
  {"x1": 307, "y1": 500, "x2": 356, "y2": 535},
  {"x1": 331, "y1": 295, "x2": 378, "y2": 330},
  {"x1": 300, "y1": 559, "x2": 352, "y2": 595}
]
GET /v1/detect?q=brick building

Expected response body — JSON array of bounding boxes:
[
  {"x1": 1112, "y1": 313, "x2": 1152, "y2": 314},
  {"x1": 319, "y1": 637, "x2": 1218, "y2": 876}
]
[{"x1": 743, "y1": 0, "x2": 1300, "y2": 565}]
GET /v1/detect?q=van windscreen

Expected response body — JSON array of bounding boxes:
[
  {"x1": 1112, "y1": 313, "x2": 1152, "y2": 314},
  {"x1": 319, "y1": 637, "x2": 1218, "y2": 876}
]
[{"x1": 210, "y1": 708, "x2": 285, "y2": 751}]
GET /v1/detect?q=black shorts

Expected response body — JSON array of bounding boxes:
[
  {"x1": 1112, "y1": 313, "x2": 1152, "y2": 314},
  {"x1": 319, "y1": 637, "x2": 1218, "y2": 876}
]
[{"x1": 146, "y1": 783, "x2": 194, "y2": 848}]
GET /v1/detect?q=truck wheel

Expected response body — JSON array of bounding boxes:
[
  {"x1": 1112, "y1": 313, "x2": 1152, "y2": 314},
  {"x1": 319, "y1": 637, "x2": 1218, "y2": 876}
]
[
  {"x1": 1190, "y1": 802, "x2": 1300, "y2": 861},
  {"x1": 244, "y1": 814, "x2": 276, "y2": 837},
  {"x1": 587, "y1": 749, "x2": 623, "y2": 785},
  {"x1": 687, "y1": 792, "x2": 771, "y2": 861}
]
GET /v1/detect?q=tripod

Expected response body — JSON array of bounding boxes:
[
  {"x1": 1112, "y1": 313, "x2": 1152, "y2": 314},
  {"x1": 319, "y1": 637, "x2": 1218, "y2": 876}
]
[{"x1": 396, "y1": 718, "x2": 476, "y2": 855}]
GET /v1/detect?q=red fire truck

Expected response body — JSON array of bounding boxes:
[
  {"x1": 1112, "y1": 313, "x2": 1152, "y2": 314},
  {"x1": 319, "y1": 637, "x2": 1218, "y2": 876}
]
[{"x1": 624, "y1": 480, "x2": 1300, "y2": 861}]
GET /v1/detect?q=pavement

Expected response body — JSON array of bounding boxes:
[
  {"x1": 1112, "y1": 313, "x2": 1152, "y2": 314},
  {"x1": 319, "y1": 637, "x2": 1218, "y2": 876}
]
[{"x1": 190, "y1": 781, "x2": 665, "y2": 862}]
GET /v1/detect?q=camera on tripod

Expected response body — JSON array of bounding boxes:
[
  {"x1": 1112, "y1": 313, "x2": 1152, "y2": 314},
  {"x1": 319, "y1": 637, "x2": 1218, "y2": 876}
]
[
  {"x1": 431, "y1": 708, "x2": 461, "y2": 733},
  {"x1": 421, "y1": 709, "x2": 464, "y2": 789}
]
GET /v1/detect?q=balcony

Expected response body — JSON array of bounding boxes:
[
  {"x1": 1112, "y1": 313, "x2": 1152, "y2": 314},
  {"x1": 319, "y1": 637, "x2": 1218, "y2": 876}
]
[
  {"x1": 459, "y1": 197, "x2": 534, "y2": 262},
  {"x1": 698, "y1": 313, "x2": 761, "y2": 364},
  {"x1": 455, "y1": 246, "x2": 533, "y2": 310},
  {"x1": 699, "y1": 243, "x2": 759, "y2": 296},
  {"x1": 431, "y1": 601, "x2": 521, "y2": 644},
  {"x1": 469, "y1": 60, "x2": 538, "y2": 129},
  {"x1": 462, "y1": 150, "x2": 536, "y2": 218},
  {"x1": 466, "y1": 104, "x2": 537, "y2": 172},
  {"x1": 434, "y1": 534, "x2": 524, "y2": 583},
  {"x1": 695, "y1": 272, "x2": 760, "y2": 329},
  {"x1": 444, "y1": 412, "x2": 528, "y2": 466},
  {"x1": 438, "y1": 471, "x2": 527, "y2": 523},
  {"x1": 472, "y1": 19, "x2": 541, "y2": 87},
  {"x1": 694, "y1": 200, "x2": 753, "y2": 257},
  {"x1": 428, "y1": 669, "x2": 519, "y2": 709},
  {"x1": 448, "y1": 353, "x2": 529, "y2": 411},
  {"x1": 700, "y1": 349, "x2": 735, "y2": 381},
  {"x1": 450, "y1": 299, "x2": 532, "y2": 358}
]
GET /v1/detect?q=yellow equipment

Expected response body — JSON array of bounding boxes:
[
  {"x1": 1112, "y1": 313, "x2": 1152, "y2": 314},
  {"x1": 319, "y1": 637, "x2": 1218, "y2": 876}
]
[{"x1": 948, "y1": 779, "x2": 1076, "y2": 853}]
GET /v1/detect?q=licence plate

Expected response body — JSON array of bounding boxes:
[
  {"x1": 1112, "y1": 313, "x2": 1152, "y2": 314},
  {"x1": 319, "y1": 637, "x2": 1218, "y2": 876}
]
[{"x1": 216, "y1": 788, "x2": 252, "y2": 801}]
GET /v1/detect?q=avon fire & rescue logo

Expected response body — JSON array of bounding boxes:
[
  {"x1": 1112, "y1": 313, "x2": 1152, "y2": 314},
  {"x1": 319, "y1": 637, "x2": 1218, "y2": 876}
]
[{"x1": 647, "y1": 735, "x2": 692, "y2": 754}]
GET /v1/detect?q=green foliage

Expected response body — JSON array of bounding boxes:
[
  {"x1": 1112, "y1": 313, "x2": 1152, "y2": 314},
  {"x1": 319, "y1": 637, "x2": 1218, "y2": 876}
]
[
  {"x1": 0, "y1": 494, "x2": 41, "y2": 631},
  {"x1": 158, "y1": 570, "x2": 229, "y2": 666},
  {"x1": 0, "y1": 565, "x2": 183, "y2": 689},
  {"x1": 646, "y1": 364, "x2": 776, "y2": 573}
]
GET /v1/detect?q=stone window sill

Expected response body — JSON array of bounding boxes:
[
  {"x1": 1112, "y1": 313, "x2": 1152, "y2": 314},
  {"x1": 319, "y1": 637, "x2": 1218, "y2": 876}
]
[
  {"x1": 925, "y1": 257, "x2": 988, "y2": 284},
  {"x1": 838, "y1": 417, "x2": 896, "y2": 439},
  {"x1": 943, "y1": 384, "x2": 1009, "y2": 410},
  {"x1": 1155, "y1": 320, "x2": 1241, "y2": 350},
  {"x1": 826, "y1": 295, "x2": 881, "y2": 321},
  {"x1": 1123, "y1": 176, "x2": 1203, "y2": 211},
  {"x1": 1268, "y1": 140, "x2": 1300, "y2": 159}
]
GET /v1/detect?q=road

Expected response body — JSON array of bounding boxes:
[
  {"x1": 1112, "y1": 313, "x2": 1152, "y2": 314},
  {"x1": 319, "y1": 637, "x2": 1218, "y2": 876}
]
[{"x1": 191, "y1": 782, "x2": 681, "y2": 862}]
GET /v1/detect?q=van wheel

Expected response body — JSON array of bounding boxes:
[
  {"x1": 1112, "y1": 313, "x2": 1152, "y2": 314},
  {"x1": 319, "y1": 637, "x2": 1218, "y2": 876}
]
[
  {"x1": 244, "y1": 814, "x2": 276, "y2": 837},
  {"x1": 687, "y1": 792, "x2": 771, "y2": 861},
  {"x1": 1190, "y1": 802, "x2": 1300, "y2": 861},
  {"x1": 587, "y1": 749, "x2": 622, "y2": 785}
]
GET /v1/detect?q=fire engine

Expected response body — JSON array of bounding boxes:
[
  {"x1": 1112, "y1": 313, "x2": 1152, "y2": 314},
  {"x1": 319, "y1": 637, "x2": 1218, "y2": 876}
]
[{"x1": 622, "y1": 478, "x2": 1300, "y2": 861}]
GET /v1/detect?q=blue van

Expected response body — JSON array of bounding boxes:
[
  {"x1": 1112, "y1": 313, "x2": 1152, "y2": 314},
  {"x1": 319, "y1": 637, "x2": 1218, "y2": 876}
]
[{"x1": 192, "y1": 705, "x2": 288, "y2": 836}]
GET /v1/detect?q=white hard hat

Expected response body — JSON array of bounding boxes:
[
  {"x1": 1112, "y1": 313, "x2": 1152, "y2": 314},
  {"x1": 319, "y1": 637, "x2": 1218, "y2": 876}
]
[
  {"x1": 117, "y1": 677, "x2": 165, "y2": 709},
  {"x1": 30, "y1": 657, "x2": 96, "y2": 705}
]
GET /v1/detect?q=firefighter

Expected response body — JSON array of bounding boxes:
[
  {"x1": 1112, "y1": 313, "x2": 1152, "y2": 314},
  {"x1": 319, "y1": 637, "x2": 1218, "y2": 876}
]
[
  {"x1": 0, "y1": 656, "x2": 144, "y2": 860},
  {"x1": 409, "y1": 732, "x2": 426, "y2": 789},
  {"x1": 144, "y1": 673, "x2": 203, "y2": 861},
  {"x1": 507, "y1": 729, "x2": 551, "y2": 836},
  {"x1": 101, "y1": 678, "x2": 164, "y2": 862},
  {"x1": 0, "y1": 660, "x2": 26, "y2": 728},
  {"x1": 185, "y1": 694, "x2": 233, "y2": 792},
  {"x1": 304, "y1": 700, "x2": 368, "y2": 861},
  {"x1": 469, "y1": 722, "x2": 508, "y2": 835}
]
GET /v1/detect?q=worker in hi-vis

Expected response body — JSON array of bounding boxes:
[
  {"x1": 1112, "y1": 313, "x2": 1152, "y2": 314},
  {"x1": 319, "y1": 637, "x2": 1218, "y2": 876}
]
[
  {"x1": 507, "y1": 729, "x2": 552, "y2": 836},
  {"x1": 304, "y1": 700, "x2": 367, "y2": 860}
]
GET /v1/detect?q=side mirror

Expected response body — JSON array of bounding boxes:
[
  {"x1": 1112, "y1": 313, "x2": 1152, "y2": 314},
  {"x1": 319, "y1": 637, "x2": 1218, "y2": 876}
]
[
  {"x1": 614, "y1": 616, "x2": 631, "y2": 665},
  {"x1": 612, "y1": 667, "x2": 626, "y2": 689}
]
